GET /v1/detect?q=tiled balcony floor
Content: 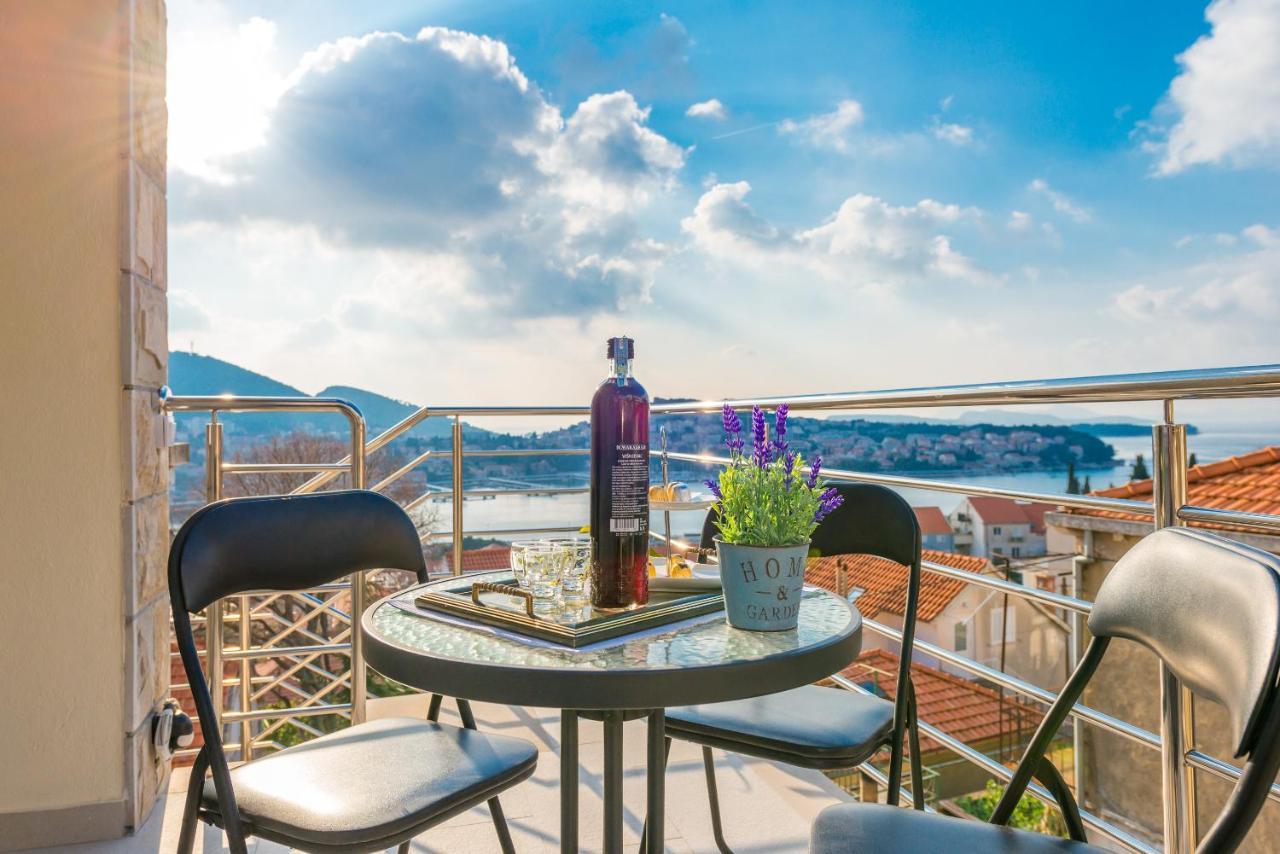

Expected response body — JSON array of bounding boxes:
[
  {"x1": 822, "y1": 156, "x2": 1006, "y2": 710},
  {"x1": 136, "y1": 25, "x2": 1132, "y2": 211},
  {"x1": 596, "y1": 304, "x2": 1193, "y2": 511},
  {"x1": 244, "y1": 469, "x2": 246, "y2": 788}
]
[{"x1": 44, "y1": 695, "x2": 851, "y2": 853}]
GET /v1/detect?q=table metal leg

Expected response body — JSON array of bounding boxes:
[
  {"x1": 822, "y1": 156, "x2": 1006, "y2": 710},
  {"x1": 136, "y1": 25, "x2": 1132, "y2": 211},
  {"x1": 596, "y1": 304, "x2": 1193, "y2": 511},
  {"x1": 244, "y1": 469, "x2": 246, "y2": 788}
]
[
  {"x1": 603, "y1": 711, "x2": 625, "y2": 854},
  {"x1": 646, "y1": 710, "x2": 665, "y2": 853},
  {"x1": 561, "y1": 710, "x2": 579, "y2": 854}
]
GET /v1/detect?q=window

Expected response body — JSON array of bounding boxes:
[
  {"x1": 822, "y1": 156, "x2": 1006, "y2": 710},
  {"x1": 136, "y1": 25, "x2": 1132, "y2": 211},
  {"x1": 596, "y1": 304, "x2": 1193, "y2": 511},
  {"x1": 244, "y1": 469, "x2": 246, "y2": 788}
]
[
  {"x1": 954, "y1": 620, "x2": 969, "y2": 652},
  {"x1": 992, "y1": 526, "x2": 1003, "y2": 535},
  {"x1": 1011, "y1": 547, "x2": 1021, "y2": 558},
  {"x1": 990, "y1": 606, "x2": 1017, "y2": 644},
  {"x1": 848, "y1": 586, "x2": 865, "y2": 603}
]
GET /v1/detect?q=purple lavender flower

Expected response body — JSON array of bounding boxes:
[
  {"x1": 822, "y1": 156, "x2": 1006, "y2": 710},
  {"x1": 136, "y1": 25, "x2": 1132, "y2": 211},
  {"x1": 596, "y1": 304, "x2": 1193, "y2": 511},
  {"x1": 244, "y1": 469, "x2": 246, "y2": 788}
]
[
  {"x1": 806, "y1": 454, "x2": 822, "y2": 489},
  {"x1": 773, "y1": 404, "x2": 789, "y2": 455},
  {"x1": 704, "y1": 478, "x2": 723, "y2": 501},
  {"x1": 783, "y1": 451, "x2": 797, "y2": 488},
  {"x1": 813, "y1": 486, "x2": 844, "y2": 523},
  {"x1": 751, "y1": 405, "x2": 770, "y2": 468},
  {"x1": 722, "y1": 405, "x2": 744, "y2": 455}
]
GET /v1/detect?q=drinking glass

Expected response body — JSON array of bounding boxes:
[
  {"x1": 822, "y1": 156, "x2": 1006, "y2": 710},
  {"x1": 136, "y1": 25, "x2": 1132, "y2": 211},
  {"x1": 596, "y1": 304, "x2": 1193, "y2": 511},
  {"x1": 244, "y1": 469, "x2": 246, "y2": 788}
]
[
  {"x1": 509, "y1": 540, "x2": 542, "y2": 589},
  {"x1": 524, "y1": 542, "x2": 567, "y2": 605},
  {"x1": 548, "y1": 537, "x2": 591, "y2": 601}
]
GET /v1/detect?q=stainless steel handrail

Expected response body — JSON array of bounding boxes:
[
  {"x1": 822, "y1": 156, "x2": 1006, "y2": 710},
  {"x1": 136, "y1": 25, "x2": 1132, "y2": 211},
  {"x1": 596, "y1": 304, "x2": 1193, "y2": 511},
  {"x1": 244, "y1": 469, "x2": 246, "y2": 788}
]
[
  {"x1": 650, "y1": 363, "x2": 1280, "y2": 413},
  {"x1": 163, "y1": 393, "x2": 367, "y2": 762},
  {"x1": 168, "y1": 362, "x2": 1280, "y2": 851}
]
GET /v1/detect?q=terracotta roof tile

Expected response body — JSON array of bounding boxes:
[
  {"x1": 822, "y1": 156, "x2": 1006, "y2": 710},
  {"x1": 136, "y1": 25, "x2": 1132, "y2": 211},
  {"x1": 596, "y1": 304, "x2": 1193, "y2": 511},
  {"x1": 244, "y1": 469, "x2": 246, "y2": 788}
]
[
  {"x1": 967, "y1": 497, "x2": 1056, "y2": 533},
  {"x1": 806, "y1": 549, "x2": 992, "y2": 622},
  {"x1": 913, "y1": 506, "x2": 952, "y2": 536},
  {"x1": 1067, "y1": 445, "x2": 1280, "y2": 533},
  {"x1": 445, "y1": 544, "x2": 513, "y2": 572},
  {"x1": 834, "y1": 649, "x2": 1040, "y2": 753}
]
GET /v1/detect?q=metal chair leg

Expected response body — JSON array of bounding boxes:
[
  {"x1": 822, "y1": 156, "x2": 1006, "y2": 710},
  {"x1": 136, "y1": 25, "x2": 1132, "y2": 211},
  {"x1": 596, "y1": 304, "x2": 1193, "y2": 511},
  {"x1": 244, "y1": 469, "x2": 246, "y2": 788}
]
[
  {"x1": 398, "y1": 842, "x2": 411, "y2": 854},
  {"x1": 426, "y1": 693, "x2": 443, "y2": 722},
  {"x1": 176, "y1": 747, "x2": 210, "y2": 854},
  {"x1": 907, "y1": 682, "x2": 926, "y2": 810},
  {"x1": 702, "y1": 747, "x2": 734, "y2": 854},
  {"x1": 638, "y1": 736, "x2": 672, "y2": 853},
  {"x1": 455, "y1": 698, "x2": 517, "y2": 854}
]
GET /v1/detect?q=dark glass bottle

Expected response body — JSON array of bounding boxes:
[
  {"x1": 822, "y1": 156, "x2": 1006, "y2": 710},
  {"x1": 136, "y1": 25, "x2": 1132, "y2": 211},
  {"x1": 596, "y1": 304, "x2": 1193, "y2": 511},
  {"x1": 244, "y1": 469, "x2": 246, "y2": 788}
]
[{"x1": 589, "y1": 336, "x2": 650, "y2": 609}]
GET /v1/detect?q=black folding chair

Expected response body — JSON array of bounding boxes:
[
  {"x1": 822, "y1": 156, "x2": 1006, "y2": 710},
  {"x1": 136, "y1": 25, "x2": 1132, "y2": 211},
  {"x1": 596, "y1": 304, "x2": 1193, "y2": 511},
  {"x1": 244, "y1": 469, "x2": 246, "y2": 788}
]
[
  {"x1": 648, "y1": 483, "x2": 926, "y2": 852},
  {"x1": 171, "y1": 490, "x2": 537, "y2": 854},
  {"x1": 812, "y1": 526, "x2": 1280, "y2": 853}
]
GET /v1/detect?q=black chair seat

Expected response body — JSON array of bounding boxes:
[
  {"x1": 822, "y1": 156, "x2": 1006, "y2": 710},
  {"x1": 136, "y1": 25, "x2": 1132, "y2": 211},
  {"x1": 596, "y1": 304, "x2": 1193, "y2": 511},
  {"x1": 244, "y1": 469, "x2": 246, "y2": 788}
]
[
  {"x1": 666, "y1": 685, "x2": 895, "y2": 768},
  {"x1": 201, "y1": 717, "x2": 538, "y2": 848},
  {"x1": 812, "y1": 803, "x2": 1106, "y2": 853}
]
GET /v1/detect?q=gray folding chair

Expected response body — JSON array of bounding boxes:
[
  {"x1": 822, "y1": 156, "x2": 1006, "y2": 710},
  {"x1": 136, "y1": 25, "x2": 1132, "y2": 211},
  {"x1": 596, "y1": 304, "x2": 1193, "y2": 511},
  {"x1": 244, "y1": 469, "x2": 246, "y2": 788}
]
[{"x1": 812, "y1": 526, "x2": 1280, "y2": 853}]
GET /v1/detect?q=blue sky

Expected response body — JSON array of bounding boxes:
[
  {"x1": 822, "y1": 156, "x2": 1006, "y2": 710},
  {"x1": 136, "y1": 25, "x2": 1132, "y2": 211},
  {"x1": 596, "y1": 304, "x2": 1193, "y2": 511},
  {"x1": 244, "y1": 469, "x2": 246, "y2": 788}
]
[{"x1": 167, "y1": 0, "x2": 1280, "y2": 424}]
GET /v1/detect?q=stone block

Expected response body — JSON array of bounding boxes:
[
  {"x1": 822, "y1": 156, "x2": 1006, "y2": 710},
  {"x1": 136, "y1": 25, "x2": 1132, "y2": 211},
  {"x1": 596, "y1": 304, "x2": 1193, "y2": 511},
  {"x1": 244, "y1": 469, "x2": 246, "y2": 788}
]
[
  {"x1": 125, "y1": 388, "x2": 167, "y2": 501},
  {"x1": 124, "y1": 162, "x2": 166, "y2": 288},
  {"x1": 120, "y1": 274, "x2": 167, "y2": 388},
  {"x1": 126, "y1": 715, "x2": 171, "y2": 832},
  {"x1": 126, "y1": 493, "x2": 170, "y2": 612},
  {"x1": 128, "y1": 0, "x2": 166, "y2": 185},
  {"x1": 126, "y1": 597, "x2": 171, "y2": 733}
]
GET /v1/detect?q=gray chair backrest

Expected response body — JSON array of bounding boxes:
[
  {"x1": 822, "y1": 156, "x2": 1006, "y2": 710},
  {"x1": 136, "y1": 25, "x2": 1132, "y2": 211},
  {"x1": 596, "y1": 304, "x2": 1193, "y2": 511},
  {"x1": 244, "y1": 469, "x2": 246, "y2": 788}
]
[{"x1": 1089, "y1": 527, "x2": 1280, "y2": 759}]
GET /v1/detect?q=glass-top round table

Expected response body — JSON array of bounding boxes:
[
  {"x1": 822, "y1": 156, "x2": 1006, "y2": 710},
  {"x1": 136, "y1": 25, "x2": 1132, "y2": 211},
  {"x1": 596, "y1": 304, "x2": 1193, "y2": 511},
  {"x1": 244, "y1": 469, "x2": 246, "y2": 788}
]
[{"x1": 362, "y1": 571, "x2": 862, "y2": 854}]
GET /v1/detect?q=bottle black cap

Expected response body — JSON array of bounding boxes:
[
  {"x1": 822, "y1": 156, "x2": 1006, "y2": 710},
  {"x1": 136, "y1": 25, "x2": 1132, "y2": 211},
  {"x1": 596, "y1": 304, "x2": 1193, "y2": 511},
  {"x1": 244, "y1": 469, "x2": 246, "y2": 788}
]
[{"x1": 607, "y1": 336, "x2": 634, "y2": 359}]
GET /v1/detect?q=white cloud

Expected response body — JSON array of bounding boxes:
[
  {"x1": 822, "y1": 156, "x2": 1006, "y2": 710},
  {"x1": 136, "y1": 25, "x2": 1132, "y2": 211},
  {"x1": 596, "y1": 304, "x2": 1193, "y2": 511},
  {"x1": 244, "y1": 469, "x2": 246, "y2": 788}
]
[
  {"x1": 1008, "y1": 211, "x2": 1033, "y2": 232},
  {"x1": 168, "y1": 10, "x2": 286, "y2": 181},
  {"x1": 168, "y1": 290, "x2": 213, "y2": 332},
  {"x1": 779, "y1": 100, "x2": 865, "y2": 152},
  {"x1": 686, "y1": 98, "x2": 727, "y2": 120},
  {"x1": 1112, "y1": 283, "x2": 1181, "y2": 321},
  {"x1": 1150, "y1": 0, "x2": 1280, "y2": 174},
  {"x1": 1028, "y1": 178, "x2": 1092, "y2": 223},
  {"x1": 683, "y1": 181, "x2": 992, "y2": 286},
  {"x1": 939, "y1": 94, "x2": 955, "y2": 111},
  {"x1": 1112, "y1": 223, "x2": 1280, "y2": 331},
  {"x1": 930, "y1": 121, "x2": 975, "y2": 146},
  {"x1": 174, "y1": 27, "x2": 687, "y2": 319}
]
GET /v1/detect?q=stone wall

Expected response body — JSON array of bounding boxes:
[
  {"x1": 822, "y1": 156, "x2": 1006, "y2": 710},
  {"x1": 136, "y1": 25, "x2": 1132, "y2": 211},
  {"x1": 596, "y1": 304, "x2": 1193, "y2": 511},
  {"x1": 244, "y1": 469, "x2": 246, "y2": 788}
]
[{"x1": 121, "y1": 0, "x2": 171, "y2": 832}]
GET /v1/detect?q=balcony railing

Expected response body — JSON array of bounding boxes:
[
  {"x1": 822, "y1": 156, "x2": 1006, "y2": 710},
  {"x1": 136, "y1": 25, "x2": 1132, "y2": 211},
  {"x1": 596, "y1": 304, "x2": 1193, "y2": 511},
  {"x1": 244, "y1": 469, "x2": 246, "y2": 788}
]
[{"x1": 164, "y1": 362, "x2": 1280, "y2": 854}]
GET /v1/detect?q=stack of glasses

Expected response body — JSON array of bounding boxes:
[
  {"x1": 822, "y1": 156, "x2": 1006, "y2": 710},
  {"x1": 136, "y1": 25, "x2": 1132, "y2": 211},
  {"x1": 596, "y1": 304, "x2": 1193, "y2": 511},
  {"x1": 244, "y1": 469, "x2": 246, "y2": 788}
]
[{"x1": 509, "y1": 536, "x2": 592, "y2": 611}]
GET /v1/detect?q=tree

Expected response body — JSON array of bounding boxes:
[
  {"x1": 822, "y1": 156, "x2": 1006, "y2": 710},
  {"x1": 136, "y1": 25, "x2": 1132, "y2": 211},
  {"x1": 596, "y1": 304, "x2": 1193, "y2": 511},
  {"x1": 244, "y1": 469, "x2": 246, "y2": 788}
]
[
  {"x1": 1189, "y1": 452, "x2": 1198, "y2": 468},
  {"x1": 957, "y1": 779, "x2": 1067, "y2": 837},
  {"x1": 1065, "y1": 460, "x2": 1080, "y2": 494},
  {"x1": 1130, "y1": 453, "x2": 1150, "y2": 480},
  {"x1": 1081, "y1": 475, "x2": 1091, "y2": 493}
]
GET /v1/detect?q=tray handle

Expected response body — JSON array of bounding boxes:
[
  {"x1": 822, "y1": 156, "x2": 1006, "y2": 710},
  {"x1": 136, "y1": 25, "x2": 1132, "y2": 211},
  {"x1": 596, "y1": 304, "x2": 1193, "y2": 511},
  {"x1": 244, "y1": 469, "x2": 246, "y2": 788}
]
[{"x1": 471, "y1": 581, "x2": 535, "y2": 617}]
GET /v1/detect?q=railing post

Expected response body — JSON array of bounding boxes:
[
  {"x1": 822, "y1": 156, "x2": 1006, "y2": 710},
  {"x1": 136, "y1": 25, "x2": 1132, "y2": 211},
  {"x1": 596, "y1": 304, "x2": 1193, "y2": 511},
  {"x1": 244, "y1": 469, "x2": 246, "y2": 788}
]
[
  {"x1": 452, "y1": 416, "x2": 465, "y2": 577},
  {"x1": 348, "y1": 414, "x2": 367, "y2": 724},
  {"x1": 204, "y1": 418, "x2": 226, "y2": 749},
  {"x1": 1153, "y1": 401, "x2": 1196, "y2": 853}
]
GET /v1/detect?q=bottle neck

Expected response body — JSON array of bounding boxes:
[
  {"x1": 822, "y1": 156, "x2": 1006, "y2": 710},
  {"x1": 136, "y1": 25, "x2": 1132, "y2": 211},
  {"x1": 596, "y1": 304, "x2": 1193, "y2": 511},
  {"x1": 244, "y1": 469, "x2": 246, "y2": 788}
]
[{"x1": 610, "y1": 355, "x2": 633, "y2": 380}]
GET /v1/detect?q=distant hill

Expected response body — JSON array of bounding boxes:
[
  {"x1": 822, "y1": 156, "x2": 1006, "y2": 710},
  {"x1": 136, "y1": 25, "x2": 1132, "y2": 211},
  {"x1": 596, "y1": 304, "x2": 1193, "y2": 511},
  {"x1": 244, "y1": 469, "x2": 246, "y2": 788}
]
[
  {"x1": 831, "y1": 408, "x2": 1194, "y2": 435},
  {"x1": 168, "y1": 352, "x2": 452, "y2": 440},
  {"x1": 169, "y1": 351, "x2": 306, "y2": 397},
  {"x1": 314, "y1": 385, "x2": 451, "y2": 438}
]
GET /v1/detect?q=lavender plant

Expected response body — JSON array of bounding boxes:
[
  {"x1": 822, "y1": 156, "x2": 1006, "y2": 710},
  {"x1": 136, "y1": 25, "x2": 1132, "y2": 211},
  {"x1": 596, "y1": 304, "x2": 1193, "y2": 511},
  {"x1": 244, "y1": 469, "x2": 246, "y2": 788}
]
[{"x1": 706, "y1": 403, "x2": 844, "y2": 547}]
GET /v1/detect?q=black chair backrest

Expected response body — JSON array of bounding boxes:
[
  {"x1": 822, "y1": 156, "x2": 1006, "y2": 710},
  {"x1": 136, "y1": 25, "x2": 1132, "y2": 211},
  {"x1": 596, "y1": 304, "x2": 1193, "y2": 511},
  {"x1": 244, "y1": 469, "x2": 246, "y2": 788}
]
[
  {"x1": 170, "y1": 490, "x2": 428, "y2": 613},
  {"x1": 702, "y1": 482, "x2": 923, "y2": 806},
  {"x1": 992, "y1": 527, "x2": 1280, "y2": 852},
  {"x1": 167, "y1": 490, "x2": 429, "y2": 853}
]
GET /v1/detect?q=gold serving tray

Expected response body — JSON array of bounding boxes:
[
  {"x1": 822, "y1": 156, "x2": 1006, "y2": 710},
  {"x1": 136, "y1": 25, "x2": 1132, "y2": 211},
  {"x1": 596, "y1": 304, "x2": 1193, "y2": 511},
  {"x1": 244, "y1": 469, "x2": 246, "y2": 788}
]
[{"x1": 415, "y1": 574, "x2": 724, "y2": 648}]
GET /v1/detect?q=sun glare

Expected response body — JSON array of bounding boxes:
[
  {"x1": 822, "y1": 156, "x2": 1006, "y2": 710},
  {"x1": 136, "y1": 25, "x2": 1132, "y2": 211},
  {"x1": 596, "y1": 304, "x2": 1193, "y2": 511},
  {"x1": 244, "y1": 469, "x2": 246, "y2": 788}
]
[{"x1": 167, "y1": 11, "x2": 284, "y2": 181}]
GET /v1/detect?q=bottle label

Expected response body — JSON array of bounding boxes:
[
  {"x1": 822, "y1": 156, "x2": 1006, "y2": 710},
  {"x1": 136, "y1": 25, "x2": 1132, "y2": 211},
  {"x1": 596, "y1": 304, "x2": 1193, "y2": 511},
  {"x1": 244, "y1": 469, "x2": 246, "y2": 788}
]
[{"x1": 609, "y1": 442, "x2": 649, "y2": 534}]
